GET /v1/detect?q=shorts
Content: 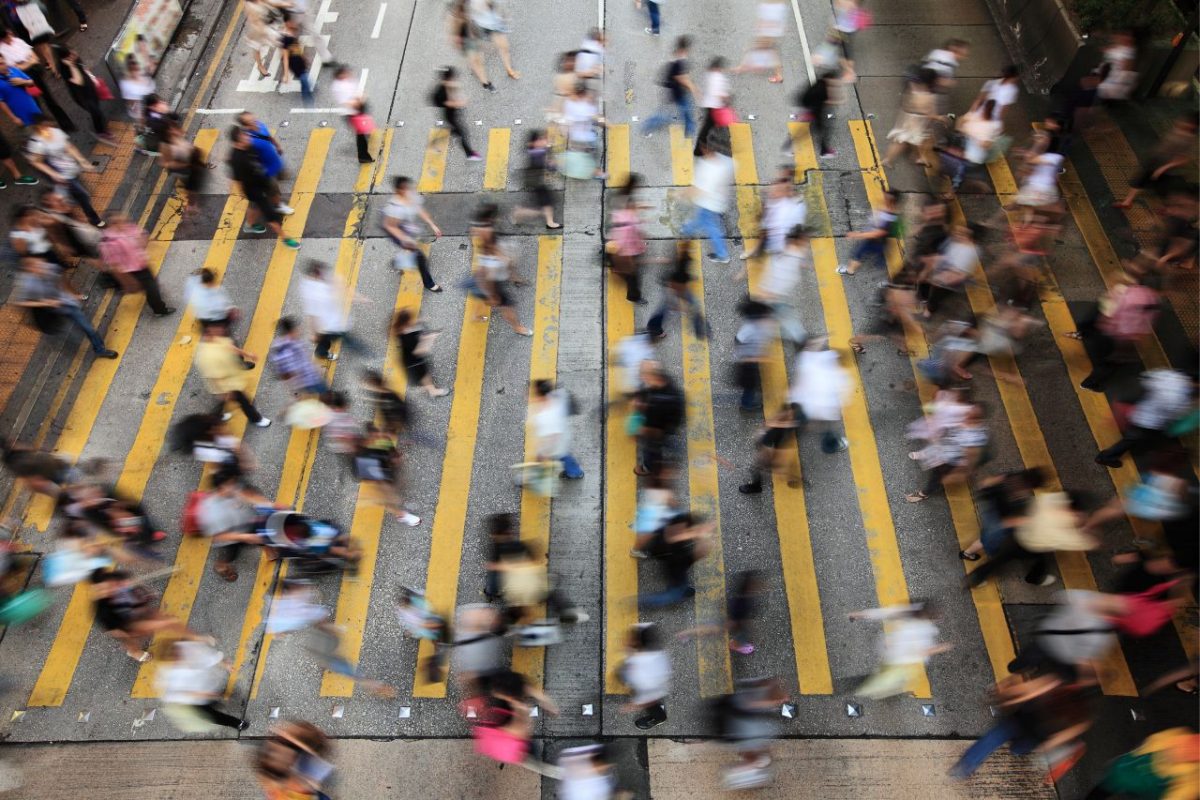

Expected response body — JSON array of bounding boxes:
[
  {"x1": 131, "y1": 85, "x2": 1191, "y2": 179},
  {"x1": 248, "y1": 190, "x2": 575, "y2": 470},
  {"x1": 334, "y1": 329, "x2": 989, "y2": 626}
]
[
  {"x1": 248, "y1": 194, "x2": 283, "y2": 225},
  {"x1": 489, "y1": 280, "x2": 512, "y2": 308},
  {"x1": 28, "y1": 33, "x2": 52, "y2": 46},
  {"x1": 0, "y1": 132, "x2": 12, "y2": 161}
]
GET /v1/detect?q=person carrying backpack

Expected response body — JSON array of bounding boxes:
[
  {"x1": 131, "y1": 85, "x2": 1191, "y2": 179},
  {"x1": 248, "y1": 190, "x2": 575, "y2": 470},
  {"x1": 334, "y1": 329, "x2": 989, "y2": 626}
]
[{"x1": 640, "y1": 36, "x2": 696, "y2": 139}]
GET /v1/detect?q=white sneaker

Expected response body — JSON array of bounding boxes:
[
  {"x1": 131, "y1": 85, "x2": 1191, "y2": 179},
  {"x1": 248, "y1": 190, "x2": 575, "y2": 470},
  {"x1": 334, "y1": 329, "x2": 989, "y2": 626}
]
[
  {"x1": 276, "y1": 204, "x2": 295, "y2": 215},
  {"x1": 221, "y1": 412, "x2": 233, "y2": 422},
  {"x1": 399, "y1": 511, "x2": 421, "y2": 527},
  {"x1": 567, "y1": 610, "x2": 590, "y2": 623},
  {"x1": 255, "y1": 417, "x2": 272, "y2": 428}
]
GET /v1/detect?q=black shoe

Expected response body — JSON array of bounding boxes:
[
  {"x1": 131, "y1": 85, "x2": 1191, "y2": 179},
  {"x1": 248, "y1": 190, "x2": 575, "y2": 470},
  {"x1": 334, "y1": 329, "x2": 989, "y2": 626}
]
[
  {"x1": 634, "y1": 713, "x2": 666, "y2": 730},
  {"x1": 358, "y1": 157, "x2": 375, "y2": 164},
  {"x1": 683, "y1": 586, "x2": 696, "y2": 599},
  {"x1": 739, "y1": 481, "x2": 763, "y2": 494},
  {"x1": 237, "y1": 719, "x2": 250, "y2": 731},
  {"x1": 483, "y1": 82, "x2": 498, "y2": 93},
  {"x1": 1080, "y1": 377, "x2": 1102, "y2": 392},
  {"x1": 153, "y1": 306, "x2": 177, "y2": 317},
  {"x1": 1095, "y1": 455, "x2": 1122, "y2": 469},
  {"x1": 958, "y1": 549, "x2": 980, "y2": 562},
  {"x1": 94, "y1": 348, "x2": 118, "y2": 359}
]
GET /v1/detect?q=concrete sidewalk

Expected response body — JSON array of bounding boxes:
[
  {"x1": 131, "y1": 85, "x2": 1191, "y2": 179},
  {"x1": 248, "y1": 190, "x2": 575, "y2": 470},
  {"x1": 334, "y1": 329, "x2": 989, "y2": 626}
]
[{"x1": 0, "y1": 738, "x2": 1055, "y2": 799}]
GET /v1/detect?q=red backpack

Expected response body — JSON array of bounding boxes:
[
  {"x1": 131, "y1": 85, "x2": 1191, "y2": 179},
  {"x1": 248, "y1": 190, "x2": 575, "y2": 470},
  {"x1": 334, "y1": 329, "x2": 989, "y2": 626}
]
[{"x1": 180, "y1": 491, "x2": 208, "y2": 535}]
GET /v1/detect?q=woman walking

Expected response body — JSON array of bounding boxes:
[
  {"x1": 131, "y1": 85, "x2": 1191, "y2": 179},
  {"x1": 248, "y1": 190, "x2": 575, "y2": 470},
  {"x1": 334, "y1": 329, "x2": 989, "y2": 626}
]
[
  {"x1": 55, "y1": 47, "x2": 114, "y2": 144},
  {"x1": 473, "y1": 226, "x2": 532, "y2": 336},
  {"x1": 391, "y1": 309, "x2": 449, "y2": 398},
  {"x1": 882, "y1": 68, "x2": 939, "y2": 168},
  {"x1": 158, "y1": 117, "x2": 207, "y2": 214},
  {"x1": 509, "y1": 130, "x2": 560, "y2": 229},
  {"x1": 382, "y1": 175, "x2": 443, "y2": 292},
  {"x1": 607, "y1": 175, "x2": 648, "y2": 304},
  {"x1": 430, "y1": 66, "x2": 482, "y2": 161},
  {"x1": 448, "y1": 0, "x2": 493, "y2": 91}
]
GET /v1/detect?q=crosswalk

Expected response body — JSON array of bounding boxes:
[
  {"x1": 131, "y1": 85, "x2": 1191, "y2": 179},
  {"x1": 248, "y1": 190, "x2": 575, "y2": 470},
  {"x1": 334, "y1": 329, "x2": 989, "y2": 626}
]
[{"x1": 3, "y1": 115, "x2": 1192, "y2": 731}]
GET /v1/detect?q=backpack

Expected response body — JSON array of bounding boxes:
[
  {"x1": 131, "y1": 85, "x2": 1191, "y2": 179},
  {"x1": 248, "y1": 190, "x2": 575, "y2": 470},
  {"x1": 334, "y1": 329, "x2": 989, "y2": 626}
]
[
  {"x1": 659, "y1": 61, "x2": 677, "y2": 89},
  {"x1": 180, "y1": 490, "x2": 208, "y2": 536},
  {"x1": 1099, "y1": 284, "x2": 1159, "y2": 342},
  {"x1": 429, "y1": 83, "x2": 449, "y2": 108}
]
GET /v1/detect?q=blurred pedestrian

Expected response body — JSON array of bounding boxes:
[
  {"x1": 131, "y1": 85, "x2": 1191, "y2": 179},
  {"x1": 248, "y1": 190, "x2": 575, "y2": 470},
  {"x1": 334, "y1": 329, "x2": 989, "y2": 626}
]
[
  {"x1": 391, "y1": 308, "x2": 449, "y2": 398},
  {"x1": 510, "y1": 129, "x2": 560, "y2": 229},
  {"x1": 635, "y1": 0, "x2": 663, "y2": 36},
  {"x1": 254, "y1": 721, "x2": 336, "y2": 799},
  {"x1": 54, "y1": 46, "x2": 114, "y2": 144},
  {"x1": 473, "y1": 226, "x2": 532, "y2": 335},
  {"x1": 430, "y1": 66, "x2": 482, "y2": 161},
  {"x1": 157, "y1": 639, "x2": 249, "y2": 732},
  {"x1": 300, "y1": 260, "x2": 366, "y2": 361},
  {"x1": 89, "y1": 569, "x2": 207, "y2": 663},
  {"x1": 740, "y1": 166, "x2": 807, "y2": 262},
  {"x1": 25, "y1": 115, "x2": 104, "y2": 227},
  {"x1": 12, "y1": 256, "x2": 117, "y2": 357},
  {"x1": 850, "y1": 601, "x2": 950, "y2": 699},
  {"x1": 678, "y1": 570, "x2": 765, "y2": 655},
  {"x1": 738, "y1": 404, "x2": 801, "y2": 494},
  {"x1": 187, "y1": 267, "x2": 237, "y2": 331},
  {"x1": 228, "y1": 126, "x2": 299, "y2": 248},
  {"x1": 607, "y1": 175, "x2": 648, "y2": 303},
  {"x1": 882, "y1": 68, "x2": 938, "y2": 169},
  {"x1": 1094, "y1": 368, "x2": 1194, "y2": 468},
  {"x1": 641, "y1": 37, "x2": 696, "y2": 139},
  {"x1": 382, "y1": 175, "x2": 443, "y2": 292},
  {"x1": 238, "y1": 111, "x2": 291, "y2": 215},
  {"x1": 712, "y1": 677, "x2": 788, "y2": 789},
  {"x1": 196, "y1": 321, "x2": 272, "y2": 428},
  {"x1": 793, "y1": 69, "x2": 839, "y2": 158},
  {"x1": 242, "y1": 0, "x2": 280, "y2": 78},
  {"x1": 753, "y1": 223, "x2": 809, "y2": 346},
  {"x1": 694, "y1": 57, "x2": 730, "y2": 155},
  {"x1": 448, "y1": 0, "x2": 492, "y2": 90},
  {"x1": 734, "y1": 0, "x2": 786, "y2": 83},
  {"x1": 630, "y1": 360, "x2": 685, "y2": 476},
  {"x1": 98, "y1": 214, "x2": 175, "y2": 316},
  {"x1": 278, "y1": 18, "x2": 313, "y2": 107},
  {"x1": 528, "y1": 378, "x2": 583, "y2": 479},
  {"x1": 837, "y1": 188, "x2": 900, "y2": 275},
  {"x1": 619, "y1": 623, "x2": 672, "y2": 729},
  {"x1": 158, "y1": 117, "x2": 208, "y2": 214},
  {"x1": 269, "y1": 317, "x2": 327, "y2": 400},
  {"x1": 638, "y1": 512, "x2": 713, "y2": 609},
  {"x1": 468, "y1": 0, "x2": 519, "y2": 80},
  {"x1": 0, "y1": 30, "x2": 73, "y2": 132},
  {"x1": 560, "y1": 744, "x2": 623, "y2": 800},
  {"x1": 681, "y1": 139, "x2": 734, "y2": 263},
  {"x1": 732, "y1": 298, "x2": 773, "y2": 411},
  {"x1": 1075, "y1": 277, "x2": 1162, "y2": 392},
  {"x1": 790, "y1": 340, "x2": 851, "y2": 454},
  {"x1": 1082, "y1": 727, "x2": 1199, "y2": 799}
]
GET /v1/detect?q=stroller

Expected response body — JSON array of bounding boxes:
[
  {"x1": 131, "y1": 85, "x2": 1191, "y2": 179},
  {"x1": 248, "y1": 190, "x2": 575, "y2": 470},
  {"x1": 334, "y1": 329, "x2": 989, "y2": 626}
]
[{"x1": 259, "y1": 511, "x2": 360, "y2": 578}]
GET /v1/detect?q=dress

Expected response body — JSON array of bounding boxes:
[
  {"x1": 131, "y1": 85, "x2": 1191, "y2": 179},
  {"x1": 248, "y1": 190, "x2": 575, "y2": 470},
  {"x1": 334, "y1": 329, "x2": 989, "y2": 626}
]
[
  {"x1": 886, "y1": 87, "x2": 935, "y2": 146},
  {"x1": 397, "y1": 327, "x2": 428, "y2": 385}
]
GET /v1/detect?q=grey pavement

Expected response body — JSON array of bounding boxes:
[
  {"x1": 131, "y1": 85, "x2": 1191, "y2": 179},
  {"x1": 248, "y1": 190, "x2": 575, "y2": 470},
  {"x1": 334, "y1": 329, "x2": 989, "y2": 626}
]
[{"x1": 0, "y1": 0, "x2": 1194, "y2": 796}]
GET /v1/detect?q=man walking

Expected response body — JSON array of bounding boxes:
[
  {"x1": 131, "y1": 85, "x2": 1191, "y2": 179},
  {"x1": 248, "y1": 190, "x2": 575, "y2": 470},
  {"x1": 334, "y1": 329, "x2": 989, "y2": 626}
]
[
  {"x1": 228, "y1": 125, "x2": 299, "y2": 249},
  {"x1": 681, "y1": 139, "x2": 735, "y2": 264},
  {"x1": 641, "y1": 37, "x2": 696, "y2": 139},
  {"x1": 25, "y1": 116, "x2": 104, "y2": 227}
]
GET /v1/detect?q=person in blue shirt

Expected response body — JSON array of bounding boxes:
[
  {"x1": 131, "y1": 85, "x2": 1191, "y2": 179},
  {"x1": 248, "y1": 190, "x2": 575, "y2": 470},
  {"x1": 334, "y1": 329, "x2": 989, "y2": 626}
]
[
  {"x1": 236, "y1": 111, "x2": 293, "y2": 216},
  {"x1": 0, "y1": 55, "x2": 42, "y2": 127}
]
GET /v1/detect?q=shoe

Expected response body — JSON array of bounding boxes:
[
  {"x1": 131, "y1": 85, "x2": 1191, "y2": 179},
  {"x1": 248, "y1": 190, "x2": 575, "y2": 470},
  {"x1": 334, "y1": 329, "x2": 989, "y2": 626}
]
[
  {"x1": 635, "y1": 714, "x2": 666, "y2": 730},
  {"x1": 739, "y1": 250, "x2": 758, "y2": 260},
  {"x1": 1029, "y1": 574, "x2": 1058, "y2": 587},
  {"x1": 429, "y1": 387, "x2": 450, "y2": 398},
  {"x1": 566, "y1": 610, "x2": 590, "y2": 624},
  {"x1": 467, "y1": 152, "x2": 483, "y2": 161},
  {"x1": 128, "y1": 650, "x2": 152, "y2": 663},
  {"x1": 399, "y1": 511, "x2": 421, "y2": 527},
  {"x1": 959, "y1": 549, "x2": 981, "y2": 562},
  {"x1": 644, "y1": 27, "x2": 660, "y2": 35},
  {"x1": 514, "y1": 327, "x2": 533, "y2": 336},
  {"x1": 282, "y1": 238, "x2": 301, "y2": 249},
  {"x1": 1094, "y1": 455, "x2": 1122, "y2": 469},
  {"x1": 214, "y1": 561, "x2": 238, "y2": 581},
  {"x1": 94, "y1": 348, "x2": 118, "y2": 359},
  {"x1": 254, "y1": 417, "x2": 272, "y2": 428},
  {"x1": 428, "y1": 284, "x2": 443, "y2": 292},
  {"x1": 0, "y1": 179, "x2": 7, "y2": 189},
  {"x1": 836, "y1": 265, "x2": 853, "y2": 275},
  {"x1": 630, "y1": 548, "x2": 649, "y2": 559},
  {"x1": 153, "y1": 306, "x2": 177, "y2": 317},
  {"x1": 1079, "y1": 378, "x2": 1102, "y2": 392},
  {"x1": 276, "y1": 204, "x2": 295, "y2": 215},
  {"x1": 820, "y1": 149, "x2": 837, "y2": 158},
  {"x1": 151, "y1": 530, "x2": 167, "y2": 542},
  {"x1": 482, "y1": 82, "x2": 498, "y2": 93},
  {"x1": 237, "y1": 719, "x2": 250, "y2": 731},
  {"x1": 738, "y1": 482, "x2": 763, "y2": 494},
  {"x1": 730, "y1": 641, "x2": 755, "y2": 655},
  {"x1": 94, "y1": 220, "x2": 107, "y2": 229},
  {"x1": 708, "y1": 254, "x2": 731, "y2": 264},
  {"x1": 823, "y1": 436, "x2": 849, "y2": 453},
  {"x1": 221, "y1": 412, "x2": 233, "y2": 422},
  {"x1": 320, "y1": 352, "x2": 338, "y2": 361},
  {"x1": 14, "y1": 175, "x2": 37, "y2": 185},
  {"x1": 243, "y1": 223, "x2": 267, "y2": 234},
  {"x1": 358, "y1": 157, "x2": 375, "y2": 164}
]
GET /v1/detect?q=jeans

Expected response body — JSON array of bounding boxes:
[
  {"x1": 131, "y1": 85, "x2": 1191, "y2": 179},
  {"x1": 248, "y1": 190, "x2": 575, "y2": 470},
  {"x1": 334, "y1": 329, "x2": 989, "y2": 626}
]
[
  {"x1": 61, "y1": 303, "x2": 108, "y2": 353},
  {"x1": 850, "y1": 237, "x2": 886, "y2": 269},
  {"x1": 949, "y1": 718, "x2": 1037, "y2": 778},
  {"x1": 64, "y1": 178, "x2": 102, "y2": 226},
  {"x1": 681, "y1": 206, "x2": 728, "y2": 261},
  {"x1": 315, "y1": 330, "x2": 366, "y2": 359},
  {"x1": 297, "y1": 72, "x2": 314, "y2": 107},
  {"x1": 642, "y1": 93, "x2": 696, "y2": 139},
  {"x1": 560, "y1": 454, "x2": 584, "y2": 479},
  {"x1": 639, "y1": 580, "x2": 694, "y2": 609},
  {"x1": 645, "y1": 0, "x2": 661, "y2": 32},
  {"x1": 771, "y1": 301, "x2": 807, "y2": 345},
  {"x1": 647, "y1": 291, "x2": 706, "y2": 339}
]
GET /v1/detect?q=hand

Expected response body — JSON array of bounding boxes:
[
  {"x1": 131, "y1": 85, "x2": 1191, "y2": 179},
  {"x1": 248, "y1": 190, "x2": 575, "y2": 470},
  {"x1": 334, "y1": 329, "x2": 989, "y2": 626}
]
[{"x1": 431, "y1": 225, "x2": 442, "y2": 239}]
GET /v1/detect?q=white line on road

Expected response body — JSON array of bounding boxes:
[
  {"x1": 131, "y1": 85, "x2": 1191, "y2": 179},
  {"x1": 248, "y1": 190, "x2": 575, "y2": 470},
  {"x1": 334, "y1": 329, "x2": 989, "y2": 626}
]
[
  {"x1": 357, "y1": 68, "x2": 369, "y2": 95},
  {"x1": 196, "y1": 108, "x2": 247, "y2": 115},
  {"x1": 789, "y1": 0, "x2": 817, "y2": 85},
  {"x1": 289, "y1": 107, "x2": 344, "y2": 113},
  {"x1": 371, "y1": 3, "x2": 387, "y2": 38}
]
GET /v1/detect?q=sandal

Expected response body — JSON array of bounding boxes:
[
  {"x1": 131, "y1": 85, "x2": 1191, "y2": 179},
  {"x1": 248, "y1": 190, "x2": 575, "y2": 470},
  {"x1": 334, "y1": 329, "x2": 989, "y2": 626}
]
[
  {"x1": 1175, "y1": 680, "x2": 1199, "y2": 695},
  {"x1": 768, "y1": 75, "x2": 783, "y2": 84},
  {"x1": 1065, "y1": 331, "x2": 1083, "y2": 340},
  {"x1": 959, "y1": 549, "x2": 981, "y2": 562},
  {"x1": 850, "y1": 341, "x2": 865, "y2": 354},
  {"x1": 214, "y1": 562, "x2": 238, "y2": 582},
  {"x1": 905, "y1": 491, "x2": 929, "y2": 503},
  {"x1": 128, "y1": 650, "x2": 152, "y2": 663}
]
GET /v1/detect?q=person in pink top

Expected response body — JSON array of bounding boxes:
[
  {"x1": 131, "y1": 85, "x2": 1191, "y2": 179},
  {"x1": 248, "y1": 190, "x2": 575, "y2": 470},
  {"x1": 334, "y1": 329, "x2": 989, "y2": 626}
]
[{"x1": 98, "y1": 215, "x2": 175, "y2": 317}]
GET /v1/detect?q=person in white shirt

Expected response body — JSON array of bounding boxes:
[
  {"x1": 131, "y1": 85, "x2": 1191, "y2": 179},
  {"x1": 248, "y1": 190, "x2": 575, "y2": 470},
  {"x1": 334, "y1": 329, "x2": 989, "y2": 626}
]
[
  {"x1": 850, "y1": 602, "x2": 950, "y2": 699},
  {"x1": 619, "y1": 623, "x2": 672, "y2": 729},
  {"x1": 973, "y1": 64, "x2": 1020, "y2": 124},
  {"x1": 789, "y1": 340, "x2": 851, "y2": 453},
  {"x1": 469, "y1": 0, "x2": 520, "y2": 80},
  {"x1": 381, "y1": 175, "x2": 443, "y2": 291},
  {"x1": 528, "y1": 378, "x2": 583, "y2": 478},
  {"x1": 574, "y1": 28, "x2": 605, "y2": 79},
  {"x1": 922, "y1": 38, "x2": 969, "y2": 82},
  {"x1": 694, "y1": 57, "x2": 730, "y2": 155},
  {"x1": 299, "y1": 260, "x2": 367, "y2": 360},
  {"x1": 755, "y1": 224, "x2": 809, "y2": 346},
  {"x1": 740, "y1": 166, "x2": 807, "y2": 260},
  {"x1": 735, "y1": 0, "x2": 786, "y2": 83},
  {"x1": 681, "y1": 140, "x2": 735, "y2": 262},
  {"x1": 156, "y1": 640, "x2": 248, "y2": 732}
]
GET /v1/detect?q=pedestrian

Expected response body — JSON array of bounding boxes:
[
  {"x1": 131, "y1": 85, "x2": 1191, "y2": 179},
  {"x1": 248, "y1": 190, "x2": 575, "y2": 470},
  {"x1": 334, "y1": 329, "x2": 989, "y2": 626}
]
[
  {"x1": 881, "y1": 68, "x2": 939, "y2": 169},
  {"x1": 641, "y1": 36, "x2": 696, "y2": 139},
  {"x1": 496, "y1": 542, "x2": 589, "y2": 626},
  {"x1": 851, "y1": 602, "x2": 950, "y2": 700},
  {"x1": 280, "y1": 0, "x2": 335, "y2": 64},
  {"x1": 740, "y1": 165, "x2": 807, "y2": 261},
  {"x1": 473, "y1": 226, "x2": 532, "y2": 336},
  {"x1": 619, "y1": 623, "x2": 672, "y2": 729},
  {"x1": 430, "y1": 66, "x2": 482, "y2": 161},
  {"x1": 352, "y1": 421, "x2": 421, "y2": 527},
  {"x1": 630, "y1": 470, "x2": 679, "y2": 558},
  {"x1": 922, "y1": 38, "x2": 970, "y2": 87},
  {"x1": 1082, "y1": 727, "x2": 1198, "y2": 799},
  {"x1": 98, "y1": 214, "x2": 175, "y2": 316},
  {"x1": 0, "y1": 29, "x2": 73, "y2": 132},
  {"x1": 278, "y1": 18, "x2": 313, "y2": 107},
  {"x1": 681, "y1": 139, "x2": 735, "y2": 263},
  {"x1": 547, "y1": 51, "x2": 577, "y2": 135},
  {"x1": 299, "y1": 260, "x2": 366, "y2": 361},
  {"x1": 89, "y1": 568, "x2": 208, "y2": 662},
  {"x1": 391, "y1": 308, "x2": 449, "y2": 398},
  {"x1": 790, "y1": 339, "x2": 851, "y2": 453},
  {"x1": 560, "y1": 744, "x2": 623, "y2": 800},
  {"x1": 10, "y1": 1, "x2": 58, "y2": 82},
  {"x1": 382, "y1": 175, "x2": 444, "y2": 291},
  {"x1": 195, "y1": 321, "x2": 272, "y2": 428},
  {"x1": 38, "y1": 188, "x2": 101, "y2": 266},
  {"x1": 694, "y1": 57, "x2": 730, "y2": 155},
  {"x1": 904, "y1": 399, "x2": 988, "y2": 502},
  {"x1": 916, "y1": 222, "x2": 981, "y2": 318},
  {"x1": 1094, "y1": 368, "x2": 1195, "y2": 468},
  {"x1": 832, "y1": 0, "x2": 865, "y2": 71},
  {"x1": 646, "y1": 242, "x2": 707, "y2": 340},
  {"x1": 269, "y1": 316, "x2": 328, "y2": 402},
  {"x1": 938, "y1": 100, "x2": 1002, "y2": 193},
  {"x1": 528, "y1": 378, "x2": 583, "y2": 479},
  {"x1": 254, "y1": 721, "x2": 336, "y2": 800},
  {"x1": 635, "y1": 0, "x2": 663, "y2": 36},
  {"x1": 0, "y1": 129, "x2": 38, "y2": 189},
  {"x1": 24, "y1": 116, "x2": 104, "y2": 227},
  {"x1": 562, "y1": 80, "x2": 605, "y2": 180},
  {"x1": 712, "y1": 677, "x2": 789, "y2": 790},
  {"x1": 677, "y1": 570, "x2": 765, "y2": 654},
  {"x1": 158, "y1": 116, "x2": 209, "y2": 214},
  {"x1": 959, "y1": 467, "x2": 1045, "y2": 562},
  {"x1": 970, "y1": 64, "x2": 1021, "y2": 128},
  {"x1": 574, "y1": 28, "x2": 606, "y2": 80},
  {"x1": 732, "y1": 298, "x2": 773, "y2": 411},
  {"x1": 509, "y1": 129, "x2": 560, "y2": 229},
  {"x1": 631, "y1": 360, "x2": 685, "y2": 476},
  {"x1": 1113, "y1": 112, "x2": 1198, "y2": 209},
  {"x1": 792, "y1": 69, "x2": 839, "y2": 158},
  {"x1": 227, "y1": 125, "x2": 300, "y2": 249},
  {"x1": 330, "y1": 68, "x2": 375, "y2": 164},
  {"x1": 156, "y1": 640, "x2": 250, "y2": 732},
  {"x1": 607, "y1": 174, "x2": 648, "y2": 304},
  {"x1": 734, "y1": 0, "x2": 786, "y2": 83},
  {"x1": 448, "y1": 0, "x2": 493, "y2": 90},
  {"x1": 12, "y1": 256, "x2": 118, "y2": 357},
  {"x1": 119, "y1": 58, "x2": 156, "y2": 123},
  {"x1": 1074, "y1": 278, "x2": 1161, "y2": 391},
  {"x1": 753, "y1": 223, "x2": 809, "y2": 346},
  {"x1": 0, "y1": 53, "x2": 39, "y2": 129},
  {"x1": 738, "y1": 404, "x2": 801, "y2": 494},
  {"x1": 186, "y1": 267, "x2": 237, "y2": 331},
  {"x1": 638, "y1": 512, "x2": 714, "y2": 609},
  {"x1": 238, "y1": 111, "x2": 292, "y2": 216},
  {"x1": 54, "y1": 47, "x2": 114, "y2": 144},
  {"x1": 483, "y1": 513, "x2": 525, "y2": 600},
  {"x1": 360, "y1": 369, "x2": 410, "y2": 436},
  {"x1": 242, "y1": 0, "x2": 280, "y2": 78},
  {"x1": 468, "y1": 0, "x2": 519, "y2": 80},
  {"x1": 195, "y1": 467, "x2": 277, "y2": 581},
  {"x1": 837, "y1": 188, "x2": 900, "y2": 275}
]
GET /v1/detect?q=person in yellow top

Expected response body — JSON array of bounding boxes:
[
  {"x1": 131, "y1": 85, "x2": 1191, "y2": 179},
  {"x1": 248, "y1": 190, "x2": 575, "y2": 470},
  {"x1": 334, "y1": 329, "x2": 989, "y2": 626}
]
[
  {"x1": 195, "y1": 322, "x2": 271, "y2": 428},
  {"x1": 1084, "y1": 727, "x2": 1198, "y2": 799}
]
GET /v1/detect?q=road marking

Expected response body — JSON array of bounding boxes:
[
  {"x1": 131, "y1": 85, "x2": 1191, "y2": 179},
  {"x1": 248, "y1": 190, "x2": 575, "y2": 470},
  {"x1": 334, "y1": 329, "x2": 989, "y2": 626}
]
[
  {"x1": 371, "y1": 3, "x2": 387, "y2": 38},
  {"x1": 127, "y1": 129, "x2": 335, "y2": 698},
  {"x1": 418, "y1": 128, "x2": 450, "y2": 194},
  {"x1": 669, "y1": 124, "x2": 693, "y2": 187},
  {"x1": 509, "y1": 236, "x2": 563, "y2": 688},
  {"x1": 195, "y1": 108, "x2": 247, "y2": 115},
  {"x1": 483, "y1": 128, "x2": 511, "y2": 191},
  {"x1": 820, "y1": 122, "x2": 931, "y2": 698},
  {"x1": 603, "y1": 275, "x2": 638, "y2": 694},
  {"x1": 681, "y1": 241, "x2": 732, "y2": 698},
  {"x1": 606, "y1": 124, "x2": 630, "y2": 188},
  {"x1": 237, "y1": 0, "x2": 336, "y2": 93},
  {"x1": 787, "y1": 0, "x2": 817, "y2": 84},
  {"x1": 24, "y1": 130, "x2": 218, "y2": 531},
  {"x1": 289, "y1": 107, "x2": 346, "y2": 114}
]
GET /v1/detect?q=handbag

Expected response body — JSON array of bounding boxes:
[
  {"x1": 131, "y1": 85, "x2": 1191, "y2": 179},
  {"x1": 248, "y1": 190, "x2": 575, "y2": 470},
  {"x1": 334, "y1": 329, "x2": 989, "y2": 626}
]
[
  {"x1": 712, "y1": 106, "x2": 739, "y2": 127},
  {"x1": 91, "y1": 72, "x2": 114, "y2": 101},
  {"x1": 562, "y1": 148, "x2": 595, "y2": 180},
  {"x1": 349, "y1": 113, "x2": 375, "y2": 136}
]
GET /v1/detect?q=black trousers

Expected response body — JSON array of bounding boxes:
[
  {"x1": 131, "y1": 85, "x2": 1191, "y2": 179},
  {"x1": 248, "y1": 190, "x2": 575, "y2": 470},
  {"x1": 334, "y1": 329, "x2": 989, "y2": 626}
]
[
  {"x1": 694, "y1": 108, "x2": 717, "y2": 155},
  {"x1": 219, "y1": 391, "x2": 263, "y2": 424},
  {"x1": 635, "y1": 701, "x2": 667, "y2": 726},
  {"x1": 808, "y1": 108, "x2": 831, "y2": 154},
  {"x1": 616, "y1": 266, "x2": 642, "y2": 303},
  {"x1": 27, "y1": 65, "x2": 76, "y2": 133},
  {"x1": 130, "y1": 269, "x2": 169, "y2": 314},
  {"x1": 1097, "y1": 424, "x2": 1165, "y2": 463},
  {"x1": 443, "y1": 107, "x2": 474, "y2": 156},
  {"x1": 195, "y1": 702, "x2": 242, "y2": 729},
  {"x1": 966, "y1": 535, "x2": 1050, "y2": 587},
  {"x1": 356, "y1": 132, "x2": 372, "y2": 161}
]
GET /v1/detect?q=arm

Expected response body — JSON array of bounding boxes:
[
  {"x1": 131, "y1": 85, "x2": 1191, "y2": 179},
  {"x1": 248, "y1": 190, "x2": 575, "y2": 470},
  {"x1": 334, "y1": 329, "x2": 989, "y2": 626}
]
[
  {"x1": 0, "y1": 100, "x2": 20, "y2": 127},
  {"x1": 418, "y1": 207, "x2": 442, "y2": 238},
  {"x1": 27, "y1": 152, "x2": 63, "y2": 182}
]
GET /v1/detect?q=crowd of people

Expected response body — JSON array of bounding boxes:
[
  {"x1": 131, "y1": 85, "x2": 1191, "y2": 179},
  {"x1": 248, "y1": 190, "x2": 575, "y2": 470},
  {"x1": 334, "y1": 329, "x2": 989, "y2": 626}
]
[{"x1": 0, "y1": 0, "x2": 1194, "y2": 797}]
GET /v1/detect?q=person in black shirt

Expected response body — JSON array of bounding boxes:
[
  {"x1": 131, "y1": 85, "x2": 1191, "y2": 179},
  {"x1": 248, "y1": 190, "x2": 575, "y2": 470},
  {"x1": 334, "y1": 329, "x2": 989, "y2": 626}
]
[
  {"x1": 647, "y1": 241, "x2": 707, "y2": 339},
  {"x1": 739, "y1": 405, "x2": 801, "y2": 494},
  {"x1": 278, "y1": 19, "x2": 313, "y2": 107},
  {"x1": 640, "y1": 36, "x2": 696, "y2": 139},
  {"x1": 228, "y1": 125, "x2": 299, "y2": 249},
  {"x1": 430, "y1": 66, "x2": 481, "y2": 161},
  {"x1": 793, "y1": 70, "x2": 837, "y2": 158},
  {"x1": 391, "y1": 308, "x2": 449, "y2": 398},
  {"x1": 509, "y1": 129, "x2": 559, "y2": 229},
  {"x1": 632, "y1": 361, "x2": 685, "y2": 476}
]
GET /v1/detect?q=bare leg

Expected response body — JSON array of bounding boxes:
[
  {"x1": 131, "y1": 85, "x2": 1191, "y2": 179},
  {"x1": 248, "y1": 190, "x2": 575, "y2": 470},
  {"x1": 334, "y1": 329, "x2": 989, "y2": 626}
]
[
  {"x1": 500, "y1": 306, "x2": 531, "y2": 335},
  {"x1": 467, "y1": 51, "x2": 490, "y2": 86},
  {"x1": 2, "y1": 158, "x2": 21, "y2": 179},
  {"x1": 492, "y1": 33, "x2": 519, "y2": 79}
]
